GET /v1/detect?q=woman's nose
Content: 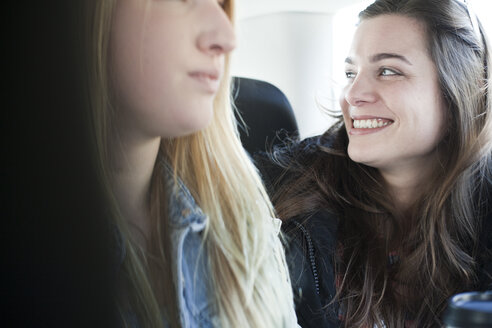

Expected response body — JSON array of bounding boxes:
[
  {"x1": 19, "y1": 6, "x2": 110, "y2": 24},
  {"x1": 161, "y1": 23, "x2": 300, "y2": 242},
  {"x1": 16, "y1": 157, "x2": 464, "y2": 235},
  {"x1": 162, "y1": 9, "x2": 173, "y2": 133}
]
[
  {"x1": 344, "y1": 72, "x2": 378, "y2": 107},
  {"x1": 197, "y1": 2, "x2": 236, "y2": 56}
]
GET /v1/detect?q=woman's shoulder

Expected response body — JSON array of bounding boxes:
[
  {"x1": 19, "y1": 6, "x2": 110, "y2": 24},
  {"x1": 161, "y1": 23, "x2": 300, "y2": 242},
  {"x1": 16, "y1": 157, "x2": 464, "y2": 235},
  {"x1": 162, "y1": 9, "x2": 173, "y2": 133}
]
[
  {"x1": 283, "y1": 210, "x2": 339, "y2": 251},
  {"x1": 282, "y1": 210, "x2": 339, "y2": 294},
  {"x1": 282, "y1": 209, "x2": 339, "y2": 286},
  {"x1": 281, "y1": 210, "x2": 340, "y2": 328},
  {"x1": 254, "y1": 133, "x2": 336, "y2": 195}
]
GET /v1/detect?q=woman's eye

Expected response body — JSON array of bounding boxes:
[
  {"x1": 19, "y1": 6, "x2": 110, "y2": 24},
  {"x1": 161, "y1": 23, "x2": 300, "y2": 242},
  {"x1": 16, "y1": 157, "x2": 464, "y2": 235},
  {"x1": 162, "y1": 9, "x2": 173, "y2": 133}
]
[
  {"x1": 345, "y1": 71, "x2": 356, "y2": 79},
  {"x1": 380, "y1": 68, "x2": 399, "y2": 76}
]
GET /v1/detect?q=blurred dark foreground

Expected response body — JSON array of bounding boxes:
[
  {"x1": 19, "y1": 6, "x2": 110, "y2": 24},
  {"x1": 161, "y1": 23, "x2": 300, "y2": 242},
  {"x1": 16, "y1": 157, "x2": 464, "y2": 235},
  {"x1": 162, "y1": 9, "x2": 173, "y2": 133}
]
[{"x1": 3, "y1": 2, "x2": 116, "y2": 327}]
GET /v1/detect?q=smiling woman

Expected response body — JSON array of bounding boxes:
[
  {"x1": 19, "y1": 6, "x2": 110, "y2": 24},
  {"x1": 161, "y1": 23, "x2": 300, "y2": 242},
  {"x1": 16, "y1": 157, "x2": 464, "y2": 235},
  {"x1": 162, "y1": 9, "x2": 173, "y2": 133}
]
[
  {"x1": 342, "y1": 14, "x2": 447, "y2": 205},
  {"x1": 257, "y1": 0, "x2": 492, "y2": 327}
]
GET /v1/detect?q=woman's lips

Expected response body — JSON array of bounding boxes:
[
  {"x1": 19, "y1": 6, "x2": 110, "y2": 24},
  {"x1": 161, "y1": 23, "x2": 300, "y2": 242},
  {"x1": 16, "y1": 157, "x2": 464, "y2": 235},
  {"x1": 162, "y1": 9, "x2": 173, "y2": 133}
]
[
  {"x1": 349, "y1": 117, "x2": 394, "y2": 135},
  {"x1": 188, "y1": 70, "x2": 221, "y2": 93}
]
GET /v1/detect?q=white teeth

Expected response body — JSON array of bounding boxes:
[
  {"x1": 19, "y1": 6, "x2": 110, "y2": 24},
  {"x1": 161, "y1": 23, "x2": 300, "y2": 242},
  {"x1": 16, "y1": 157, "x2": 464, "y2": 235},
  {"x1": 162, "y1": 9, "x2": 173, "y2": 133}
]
[{"x1": 353, "y1": 119, "x2": 391, "y2": 129}]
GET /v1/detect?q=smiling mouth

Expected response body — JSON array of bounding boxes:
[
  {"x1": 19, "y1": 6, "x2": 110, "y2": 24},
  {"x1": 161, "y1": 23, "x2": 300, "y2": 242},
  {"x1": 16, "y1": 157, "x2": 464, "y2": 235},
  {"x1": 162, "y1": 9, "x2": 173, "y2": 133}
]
[{"x1": 352, "y1": 118, "x2": 394, "y2": 129}]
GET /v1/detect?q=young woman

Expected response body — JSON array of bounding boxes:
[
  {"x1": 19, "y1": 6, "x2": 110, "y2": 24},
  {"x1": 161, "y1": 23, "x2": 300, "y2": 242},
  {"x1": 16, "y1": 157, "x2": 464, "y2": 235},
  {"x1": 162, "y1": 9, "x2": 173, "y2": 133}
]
[
  {"x1": 84, "y1": 0, "x2": 297, "y2": 327},
  {"x1": 258, "y1": 0, "x2": 492, "y2": 327}
]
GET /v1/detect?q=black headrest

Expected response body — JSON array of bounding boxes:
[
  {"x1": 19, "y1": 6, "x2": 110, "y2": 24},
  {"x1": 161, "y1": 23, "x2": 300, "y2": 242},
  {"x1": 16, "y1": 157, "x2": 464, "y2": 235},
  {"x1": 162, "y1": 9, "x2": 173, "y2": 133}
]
[{"x1": 232, "y1": 77, "x2": 299, "y2": 154}]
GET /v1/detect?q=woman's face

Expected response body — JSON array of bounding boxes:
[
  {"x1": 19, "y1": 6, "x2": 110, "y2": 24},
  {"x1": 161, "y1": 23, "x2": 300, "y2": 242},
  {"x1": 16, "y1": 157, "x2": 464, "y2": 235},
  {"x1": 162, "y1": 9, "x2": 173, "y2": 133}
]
[
  {"x1": 110, "y1": 0, "x2": 235, "y2": 141},
  {"x1": 341, "y1": 14, "x2": 447, "y2": 176}
]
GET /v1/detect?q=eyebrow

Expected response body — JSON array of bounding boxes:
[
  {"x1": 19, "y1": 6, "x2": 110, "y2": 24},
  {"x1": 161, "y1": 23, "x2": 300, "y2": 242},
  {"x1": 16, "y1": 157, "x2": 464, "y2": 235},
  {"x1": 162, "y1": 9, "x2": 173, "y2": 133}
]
[{"x1": 345, "y1": 53, "x2": 413, "y2": 65}]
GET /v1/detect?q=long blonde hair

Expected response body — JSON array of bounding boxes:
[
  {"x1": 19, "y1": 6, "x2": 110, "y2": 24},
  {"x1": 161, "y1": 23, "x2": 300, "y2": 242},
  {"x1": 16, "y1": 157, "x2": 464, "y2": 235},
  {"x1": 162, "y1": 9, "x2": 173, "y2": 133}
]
[{"x1": 85, "y1": 0, "x2": 296, "y2": 327}]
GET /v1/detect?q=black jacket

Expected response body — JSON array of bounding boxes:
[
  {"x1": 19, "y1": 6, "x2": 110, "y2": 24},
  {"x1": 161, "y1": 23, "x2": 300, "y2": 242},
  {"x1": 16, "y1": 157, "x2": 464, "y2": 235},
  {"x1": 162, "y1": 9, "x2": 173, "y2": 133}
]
[
  {"x1": 256, "y1": 136, "x2": 492, "y2": 328},
  {"x1": 255, "y1": 137, "x2": 342, "y2": 327},
  {"x1": 281, "y1": 211, "x2": 340, "y2": 327}
]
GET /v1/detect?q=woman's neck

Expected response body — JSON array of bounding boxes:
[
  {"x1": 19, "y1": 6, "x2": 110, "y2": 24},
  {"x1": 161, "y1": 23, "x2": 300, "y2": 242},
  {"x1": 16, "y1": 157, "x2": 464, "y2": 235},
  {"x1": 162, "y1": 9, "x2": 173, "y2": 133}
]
[
  {"x1": 380, "y1": 162, "x2": 436, "y2": 214},
  {"x1": 110, "y1": 134, "x2": 161, "y2": 245}
]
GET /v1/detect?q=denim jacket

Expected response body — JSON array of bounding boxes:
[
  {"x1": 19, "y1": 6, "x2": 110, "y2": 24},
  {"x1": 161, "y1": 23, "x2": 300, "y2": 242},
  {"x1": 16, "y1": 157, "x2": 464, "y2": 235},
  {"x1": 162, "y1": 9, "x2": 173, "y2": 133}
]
[
  {"x1": 118, "y1": 163, "x2": 298, "y2": 327},
  {"x1": 164, "y1": 165, "x2": 217, "y2": 328},
  {"x1": 164, "y1": 166, "x2": 301, "y2": 327},
  {"x1": 115, "y1": 165, "x2": 216, "y2": 327}
]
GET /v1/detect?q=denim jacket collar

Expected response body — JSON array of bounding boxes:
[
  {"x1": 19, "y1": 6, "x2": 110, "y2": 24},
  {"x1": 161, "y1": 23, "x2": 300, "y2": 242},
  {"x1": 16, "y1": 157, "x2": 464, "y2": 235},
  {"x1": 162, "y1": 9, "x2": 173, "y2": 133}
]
[
  {"x1": 163, "y1": 163, "x2": 207, "y2": 231},
  {"x1": 162, "y1": 162, "x2": 215, "y2": 328}
]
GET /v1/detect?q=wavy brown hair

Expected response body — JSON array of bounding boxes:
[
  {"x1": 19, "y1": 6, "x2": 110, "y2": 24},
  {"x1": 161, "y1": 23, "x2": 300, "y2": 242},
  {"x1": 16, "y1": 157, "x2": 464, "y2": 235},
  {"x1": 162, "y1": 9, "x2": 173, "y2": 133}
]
[{"x1": 272, "y1": 0, "x2": 492, "y2": 327}]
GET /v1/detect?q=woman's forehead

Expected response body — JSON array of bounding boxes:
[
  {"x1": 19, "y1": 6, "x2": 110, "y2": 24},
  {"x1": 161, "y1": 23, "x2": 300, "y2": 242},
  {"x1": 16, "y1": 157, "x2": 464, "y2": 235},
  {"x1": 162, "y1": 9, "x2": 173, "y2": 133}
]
[{"x1": 349, "y1": 15, "x2": 429, "y2": 60}]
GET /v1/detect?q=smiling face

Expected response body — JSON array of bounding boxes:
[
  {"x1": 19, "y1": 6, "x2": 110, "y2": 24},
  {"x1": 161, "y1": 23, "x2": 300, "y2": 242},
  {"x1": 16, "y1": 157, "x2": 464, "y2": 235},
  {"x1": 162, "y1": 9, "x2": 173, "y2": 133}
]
[
  {"x1": 341, "y1": 14, "x2": 447, "y2": 178},
  {"x1": 109, "y1": 0, "x2": 236, "y2": 142}
]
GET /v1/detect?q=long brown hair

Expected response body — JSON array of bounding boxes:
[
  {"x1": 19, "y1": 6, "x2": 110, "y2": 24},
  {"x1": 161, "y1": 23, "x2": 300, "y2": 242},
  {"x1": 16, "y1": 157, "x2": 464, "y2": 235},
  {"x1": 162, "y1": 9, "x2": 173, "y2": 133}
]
[{"x1": 272, "y1": 0, "x2": 492, "y2": 326}]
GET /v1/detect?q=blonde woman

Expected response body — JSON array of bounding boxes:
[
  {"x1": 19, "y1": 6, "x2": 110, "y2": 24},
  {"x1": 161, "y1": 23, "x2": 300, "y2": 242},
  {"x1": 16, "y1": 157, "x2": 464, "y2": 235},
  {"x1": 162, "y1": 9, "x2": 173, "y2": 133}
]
[{"x1": 84, "y1": 0, "x2": 297, "y2": 327}]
